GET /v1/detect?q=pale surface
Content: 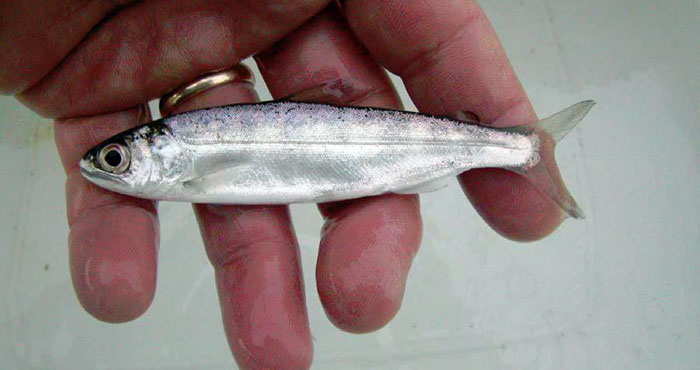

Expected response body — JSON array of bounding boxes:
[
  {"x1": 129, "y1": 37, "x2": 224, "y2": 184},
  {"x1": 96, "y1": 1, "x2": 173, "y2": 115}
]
[{"x1": 1, "y1": 0, "x2": 699, "y2": 369}]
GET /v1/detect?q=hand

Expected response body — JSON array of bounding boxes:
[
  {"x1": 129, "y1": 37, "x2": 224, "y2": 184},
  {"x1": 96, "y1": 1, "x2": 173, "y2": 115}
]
[{"x1": 2, "y1": 1, "x2": 565, "y2": 368}]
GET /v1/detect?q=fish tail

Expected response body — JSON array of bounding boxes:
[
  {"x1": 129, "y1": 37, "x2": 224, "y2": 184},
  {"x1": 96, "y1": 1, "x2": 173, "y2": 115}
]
[{"x1": 507, "y1": 100, "x2": 595, "y2": 219}]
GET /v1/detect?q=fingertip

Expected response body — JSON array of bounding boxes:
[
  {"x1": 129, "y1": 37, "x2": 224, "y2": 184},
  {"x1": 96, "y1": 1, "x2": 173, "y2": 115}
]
[
  {"x1": 68, "y1": 204, "x2": 158, "y2": 323},
  {"x1": 460, "y1": 168, "x2": 563, "y2": 242},
  {"x1": 71, "y1": 269, "x2": 155, "y2": 324},
  {"x1": 316, "y1": 195, "x2": 421, "y2": 333},
  {"x1": 316, "y1": 265, "x2": 404, "y2": 333},
  {"x1": 227, "y1": 316, "x2": 313, "y2": 370}
]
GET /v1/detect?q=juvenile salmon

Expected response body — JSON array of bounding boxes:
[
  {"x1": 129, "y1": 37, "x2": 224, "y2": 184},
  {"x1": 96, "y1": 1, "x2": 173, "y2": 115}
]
[{"x1": 80, "y1": 100, "x2": 594, "y2": 218}]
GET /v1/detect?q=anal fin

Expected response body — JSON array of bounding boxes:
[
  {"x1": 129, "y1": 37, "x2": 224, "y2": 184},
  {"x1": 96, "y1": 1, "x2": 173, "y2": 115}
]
[{"x1": 394, "y1": 177, "x2": 452, "y2": 195}]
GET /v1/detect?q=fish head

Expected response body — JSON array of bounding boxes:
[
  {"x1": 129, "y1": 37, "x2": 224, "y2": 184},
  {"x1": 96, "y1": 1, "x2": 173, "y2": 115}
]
[{"x1": 80, "y1": 121, "x2": 193, "y2": 199}]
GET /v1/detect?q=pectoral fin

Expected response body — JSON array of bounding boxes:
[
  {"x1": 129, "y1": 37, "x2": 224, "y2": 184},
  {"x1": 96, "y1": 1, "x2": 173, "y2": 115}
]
[{"x1": 183, "y1": 164, "x2": 255, "y2": 192}]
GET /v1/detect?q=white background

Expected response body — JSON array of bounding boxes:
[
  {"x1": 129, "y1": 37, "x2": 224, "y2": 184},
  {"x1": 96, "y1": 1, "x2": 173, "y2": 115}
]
[{"x1": 1, "y1": 0, "x2": 698, "y2": 369}]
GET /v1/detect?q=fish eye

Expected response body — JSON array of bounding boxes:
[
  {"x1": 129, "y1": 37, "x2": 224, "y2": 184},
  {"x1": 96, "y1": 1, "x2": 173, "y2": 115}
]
[{"x1": 98, "y1": 144, "x2": 130, "y2": 174}]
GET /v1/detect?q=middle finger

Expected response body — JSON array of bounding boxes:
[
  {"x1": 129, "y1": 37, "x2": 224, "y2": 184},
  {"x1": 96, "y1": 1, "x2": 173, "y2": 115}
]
[{"x1": 255, "y1": 6, "x2": 422, "y2": 333}]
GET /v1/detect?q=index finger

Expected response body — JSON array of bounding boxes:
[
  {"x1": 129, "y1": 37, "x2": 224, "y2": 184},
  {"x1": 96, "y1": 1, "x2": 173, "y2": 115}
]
[
  {"x1": 15, "y1": 0, "x2": 329, "y2": 118},
  {"x1": 343, "y1": 0, "x2": 564, "y2": 241}
]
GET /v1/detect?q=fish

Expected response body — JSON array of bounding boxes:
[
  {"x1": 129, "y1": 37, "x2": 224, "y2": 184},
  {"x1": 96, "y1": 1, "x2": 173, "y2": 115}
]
[{"x1": 79, "y1": 89, "x2": 594, "y2": 219}]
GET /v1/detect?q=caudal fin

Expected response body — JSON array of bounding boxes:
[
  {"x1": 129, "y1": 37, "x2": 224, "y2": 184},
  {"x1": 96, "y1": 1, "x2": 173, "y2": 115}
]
[
  {"x1": 537, "y1": 100, "x2": 596, "y2": 142},
  {"x1": 510, "y1": 101, "x2": 595, "y2": 219}
]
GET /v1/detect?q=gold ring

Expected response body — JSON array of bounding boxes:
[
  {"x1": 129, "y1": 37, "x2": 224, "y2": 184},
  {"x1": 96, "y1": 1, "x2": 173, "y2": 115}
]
[{"x1": 159, "y1": 64, "x2": 255, "y2": 117}]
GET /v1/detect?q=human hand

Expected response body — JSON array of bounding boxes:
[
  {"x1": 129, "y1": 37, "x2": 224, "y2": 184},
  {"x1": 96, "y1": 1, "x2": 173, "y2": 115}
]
[{"x1": 2, "y1": 1, "x2": 565, "y2": 368}]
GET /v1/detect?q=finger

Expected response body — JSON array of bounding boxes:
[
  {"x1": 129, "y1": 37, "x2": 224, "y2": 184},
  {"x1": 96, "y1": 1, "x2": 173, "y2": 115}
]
[
  {"x1": 16, "y1": 0, "x2": 329, "y2": 118},
  {"x1": 166, "y1": 82, "x2": 313, "y2": 369},
  {"x1": 0, "y1": 0, "x2": 136, "y2": 94},
  {"x1": 343, "y1": 0, "x2": 564, "y2": 241},
  {"x1": 54, "y1": 106, "x2": 158, "y2": 323},
  {"x1": 256, "y1": 6, "x2": 422, "y2": 333}
]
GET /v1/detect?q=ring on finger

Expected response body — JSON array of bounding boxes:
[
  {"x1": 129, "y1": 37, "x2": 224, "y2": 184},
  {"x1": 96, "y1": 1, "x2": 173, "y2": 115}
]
[{"x1": 159, "y1": 64, "x2": 255, "y2": 117}]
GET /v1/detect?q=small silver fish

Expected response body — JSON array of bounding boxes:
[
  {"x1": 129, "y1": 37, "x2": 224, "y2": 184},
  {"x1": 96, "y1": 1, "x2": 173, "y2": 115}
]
[{"x1": 80, "y1": 100, "x2": 594, "y2": 218}]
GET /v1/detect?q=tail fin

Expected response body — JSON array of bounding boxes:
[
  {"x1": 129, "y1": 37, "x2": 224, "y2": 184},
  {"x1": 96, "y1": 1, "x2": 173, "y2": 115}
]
[{"x1": 509, "y1": 101, "x2": 595, "y2": 219}]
